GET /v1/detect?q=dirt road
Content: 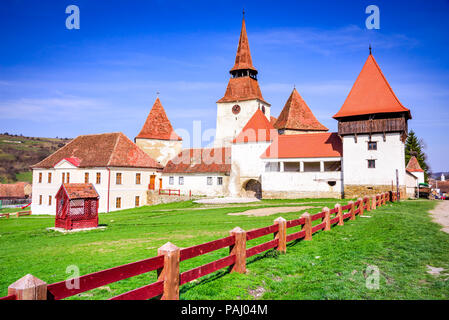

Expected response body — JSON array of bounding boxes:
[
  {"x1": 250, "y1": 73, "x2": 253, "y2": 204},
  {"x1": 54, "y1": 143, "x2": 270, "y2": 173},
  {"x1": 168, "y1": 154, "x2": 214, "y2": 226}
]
[{"x1": 430, "y1": 201, "x2": 449, "y2": 234}]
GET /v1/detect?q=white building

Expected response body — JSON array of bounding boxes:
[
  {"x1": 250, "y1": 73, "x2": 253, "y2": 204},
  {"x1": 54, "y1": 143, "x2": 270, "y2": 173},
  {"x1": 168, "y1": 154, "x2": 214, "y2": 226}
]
[{"x1": 31, "y1": 132, "x2": 163, "y2": 214}]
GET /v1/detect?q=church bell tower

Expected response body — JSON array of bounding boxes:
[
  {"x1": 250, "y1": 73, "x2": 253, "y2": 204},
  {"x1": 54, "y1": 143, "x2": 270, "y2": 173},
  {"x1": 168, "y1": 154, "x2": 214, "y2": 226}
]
[{"x1": 214, "y1": 14, "x2": 271, "y2": 147}]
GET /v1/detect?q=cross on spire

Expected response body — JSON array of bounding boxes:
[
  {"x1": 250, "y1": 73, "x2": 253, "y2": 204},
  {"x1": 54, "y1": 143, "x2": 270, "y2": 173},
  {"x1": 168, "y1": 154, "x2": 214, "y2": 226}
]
[{"x1": 369, "y1": 44, "x2": 372, "y2": 55}]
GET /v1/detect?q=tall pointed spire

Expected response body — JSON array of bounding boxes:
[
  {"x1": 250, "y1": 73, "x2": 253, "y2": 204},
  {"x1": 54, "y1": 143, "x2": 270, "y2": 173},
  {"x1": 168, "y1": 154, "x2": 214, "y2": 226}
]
[
  {"x1": 229, "y1": 14, "x2": 258, "y2": 76},
  {"x1": 274, "y1": 88, "x2": 328, "y2": 133}
]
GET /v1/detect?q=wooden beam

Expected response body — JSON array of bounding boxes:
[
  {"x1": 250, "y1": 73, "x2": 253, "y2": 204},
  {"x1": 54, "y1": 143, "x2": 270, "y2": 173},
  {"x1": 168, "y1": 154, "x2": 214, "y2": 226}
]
[
  {"x1": 8, "y1": 274, "x2": 47, "y2": 300},
  {"x1": 322, "y1": 207, "x2": 331, "y2": 231},
  {"x1": 273, "y1": 217, "x2": 287, "y2": 253},
  {"x1": 157, "y1": 242, "x2": 180, "y2": 300},
  {"x1": 301, "y1": 213, "x2": 312, "y2": 241},
  {"x1": 349, "y1": 201, "x2": 356, "y2": 220},
  {"x1": 335, "y1": 203, "x2": 344, "y2": 226}
]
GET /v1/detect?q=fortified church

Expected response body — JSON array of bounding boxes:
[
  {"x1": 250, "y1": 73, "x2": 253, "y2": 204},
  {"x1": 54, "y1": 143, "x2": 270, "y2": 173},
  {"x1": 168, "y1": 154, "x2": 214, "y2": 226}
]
[{"x1": 31, "y1": 16, "x2": 417, "y2": 214}]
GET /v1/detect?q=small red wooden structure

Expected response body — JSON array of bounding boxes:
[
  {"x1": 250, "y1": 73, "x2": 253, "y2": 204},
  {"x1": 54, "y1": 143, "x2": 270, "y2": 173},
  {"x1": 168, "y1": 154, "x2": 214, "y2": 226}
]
[{"x1": 55, "y1": 183, "x2": 99, "y2": 230}]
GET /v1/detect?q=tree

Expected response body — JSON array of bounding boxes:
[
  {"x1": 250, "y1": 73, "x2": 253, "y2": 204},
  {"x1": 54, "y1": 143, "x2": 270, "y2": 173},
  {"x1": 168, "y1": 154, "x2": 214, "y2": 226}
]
[{"x1": 405, "y1": 130, "x2": 430, "y2": 182}]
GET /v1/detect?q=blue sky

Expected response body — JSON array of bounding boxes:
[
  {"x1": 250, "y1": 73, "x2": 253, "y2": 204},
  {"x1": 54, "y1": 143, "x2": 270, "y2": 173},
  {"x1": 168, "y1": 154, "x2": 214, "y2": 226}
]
[{"x1": 1, "y1": 0, "x2": 448, "y2": 171}]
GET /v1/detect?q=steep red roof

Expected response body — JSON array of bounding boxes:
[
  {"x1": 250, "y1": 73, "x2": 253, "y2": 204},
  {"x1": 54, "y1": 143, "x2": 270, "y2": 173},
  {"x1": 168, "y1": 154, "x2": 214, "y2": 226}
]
[
  {"x1": 233, "y1": 109, "x2": 277, "y2": 143},
  {"x1": 62, "y1": 183, "x2": 99, "y2": 199},
  {"x1": 274, "y1": 88, "x2": 328, "y2": 132},
  {"x1": 136, "y1": 98, "x2": 182, "y2": 141},
  {"x1": 230, "y1": 17, "x2": 257, "y2": 73},
  {"x1": 216, "y1": 77, "x2": 268, "y2": 104},
  {"x1": 270, "y1": 116, "x2": 277, "y2": 126},
  {"x1": 261, "y1": 132, "x2": 342, "y2": 159},
  {"x1": 333, "y1": 54, "x2": 411, "y2": 119},
  {"x1": 406, "y1": 156, "x2": 424, "y2": 172},
  {"x1": 0, "y1": 182, "x2": 31, "y2": 199},
  {"x1": 32, "y1": 132, "x2": 162, "y2": 169},
  {"x1": 163, "y1": 147, "x2": 231, "y2": 174}
]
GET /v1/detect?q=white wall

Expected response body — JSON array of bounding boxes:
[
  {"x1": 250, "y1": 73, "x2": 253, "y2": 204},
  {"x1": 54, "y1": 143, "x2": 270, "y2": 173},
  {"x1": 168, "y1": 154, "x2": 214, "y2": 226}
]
[
  {"x1": 342, "y1": 132, "x2": 405, "y2": 186},
  {"x1": 162, "y1": 173, "x2": 229, "y2": 197},
  {"x1": 31, "y1": 166, "x2": 162, "y2": 215},
  {"x1": 214, "y1": 99, "x2": 270, "y2": 147}
]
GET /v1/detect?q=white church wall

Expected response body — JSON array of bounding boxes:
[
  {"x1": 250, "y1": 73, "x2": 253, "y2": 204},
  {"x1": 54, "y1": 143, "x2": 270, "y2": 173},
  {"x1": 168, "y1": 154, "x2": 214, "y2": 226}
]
[{"x1": 162, "y1": 173, "x2": 230, "y2": 197}]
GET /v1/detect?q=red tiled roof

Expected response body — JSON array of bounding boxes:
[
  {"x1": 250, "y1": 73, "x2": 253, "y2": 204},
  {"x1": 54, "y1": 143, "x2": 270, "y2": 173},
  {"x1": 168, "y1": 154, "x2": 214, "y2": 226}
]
[
  {"x1": 406, "y1": 156, "x2": 424, "y2": 172},
  {"x1": 136, "y1": 98, "x2": 182, "y2": 141},
  {"x1": 230, "y1": 17, "x2": 257, "y2": 73},
  {"x1": 55, "y1": 157, "x2": 81, "y2": 167},
  {"x1": 333, "y1": 54, "x2": 411, "y2": 119},
  {"x1": 216, "y1": 77, "x2": 268, "y2": 104},
  {"x1": 62, "y1": 183, "x2": 99, "y2": 199},
  {"x1": 270, "y1": 116, "x2": 277, "y2": 126},
  {"x1": 163, "y1": 147, "x2": 231, "y2": 174},
  {"x1": 233, "y1": 109, "x2": 277, "y2": 143},
  {"x1": 32, "y1": 132, "x2": 162, "y2": 169},
  {"x1": 261, "y1": 132, "x2": 342, "y2": 159},
  {"x1": 274, "y1": 88, "x2": 328, "y2": 132},
  {"x1": 0, "y1": 182, "x2": 31, "y2": 199}
]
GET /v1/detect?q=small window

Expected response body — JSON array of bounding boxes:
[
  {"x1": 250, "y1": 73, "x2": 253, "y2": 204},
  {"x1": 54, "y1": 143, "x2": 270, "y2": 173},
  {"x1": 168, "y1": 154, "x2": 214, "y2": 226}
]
[
  {"x1": 39, "y1": 195, "x2": 42, "y2": 205},
  {"x1": 207, "y1": 177, "x2": 213, "y2": 185},
  {"x1": 265, "y1": 162, "x2": 280, "y2": 172},
  {"x1": 96, "y1": 172, "x2": 101, "y2": 184},
  {"x1": 135, "y1": 196, "x2": 140, "y2": 207},
  {"x1": 85, "y1": 172, "x2": 89, "y2": 184},
  {"x1": 217, "y1": 177, "x2": 223, "y2": 185},
  {"x1": 48, "y1": 173, "x2": 52, "y2": 183},
  {"x1": 179, "y1": 176, "x2": 184, "y2": 185},
  {"x1": 62, "y1": 173, "x2": 65, "y2": 183},
  {"x1": 116, "y1": 197, "x2": 121, "y2": 209},
  {"x1": 38, "y1": 172, "x2": 42, "y2": 183},
  {"x1": 48, "y1": 195, "x2": 52, "y2": 206},
  {"x1": 368, "y1": 141, "x2": 377, "y2": 150},
  {"x1": 116, "y1": 173, "x2": 122, "y2": 185},
  {"x1": 136, "y1": 173, "x2": 141, "y2": 185},
  {"x1": 169, "y1": 176, "x2": 174, "y2": 185},
  {"x1": 66, "y1": 172, "x2": 70, "y2": 183},
  {"x1": 368, "y1": 160, "x2": 376, "y2": 168}
]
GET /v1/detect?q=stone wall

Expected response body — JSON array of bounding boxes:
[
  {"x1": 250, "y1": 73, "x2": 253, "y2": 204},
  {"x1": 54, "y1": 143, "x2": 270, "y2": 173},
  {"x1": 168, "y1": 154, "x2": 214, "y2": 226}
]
[
  {"x1": 147, "y1": 190, "x2": 191, "y2": 205},
  {"x1": 343, "y1": 184, "x2": 406, "y2": 199}
]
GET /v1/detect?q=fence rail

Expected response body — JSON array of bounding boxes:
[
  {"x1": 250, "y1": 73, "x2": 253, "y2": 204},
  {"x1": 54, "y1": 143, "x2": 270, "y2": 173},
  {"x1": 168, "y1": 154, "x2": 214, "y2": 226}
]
[
  {"x1": 158, "y1": 189, "x2": 181, "y2": 196},
  {"x1": 0, "y1": 211, "x2": 31, "y2": 219},
  {"x1": 1, "y1": 192, "x2": 393, "y2": 301}
]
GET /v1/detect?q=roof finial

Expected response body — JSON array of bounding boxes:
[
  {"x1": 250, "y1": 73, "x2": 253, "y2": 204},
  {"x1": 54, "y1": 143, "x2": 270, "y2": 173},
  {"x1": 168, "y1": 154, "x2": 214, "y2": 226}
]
[
  {"x1": 242, "y1": 8, "x2": 245, "y2": 18},
  {"x1": 369, "y1": 44, "x2": 372, "y2": 55},
  {"x1": 156, "y1": 91, "x2": 160, "y2": 97}
]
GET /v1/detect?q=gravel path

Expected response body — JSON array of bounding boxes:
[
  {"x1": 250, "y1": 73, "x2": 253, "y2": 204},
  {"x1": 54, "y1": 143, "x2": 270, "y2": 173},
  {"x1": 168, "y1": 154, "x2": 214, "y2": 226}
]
[{"x1": 430, "y1": 201, "x2": 449, "y2": 234}]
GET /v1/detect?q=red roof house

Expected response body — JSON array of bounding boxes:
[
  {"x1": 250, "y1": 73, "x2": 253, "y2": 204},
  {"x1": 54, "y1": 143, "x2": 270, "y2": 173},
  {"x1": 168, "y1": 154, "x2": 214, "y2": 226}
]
[
  {"x1": 0, "y1": 182, "x2": 32, "y2": 200},
  {"x1": 406, "y1": 156, "x2": 424, "y2": 173},
  {"x1": 32, "y1": 132, "x2": 162, "y2": 170},
  {"x1": 163, "y1": 148, "x2": 231, "y2": 174}
]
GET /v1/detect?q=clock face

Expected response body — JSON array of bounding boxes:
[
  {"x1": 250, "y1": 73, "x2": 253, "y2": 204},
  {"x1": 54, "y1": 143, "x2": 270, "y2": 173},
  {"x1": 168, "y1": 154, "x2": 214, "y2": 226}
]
[{"x1": 232, "y1": 104, "x2": 241, "y2": 115}]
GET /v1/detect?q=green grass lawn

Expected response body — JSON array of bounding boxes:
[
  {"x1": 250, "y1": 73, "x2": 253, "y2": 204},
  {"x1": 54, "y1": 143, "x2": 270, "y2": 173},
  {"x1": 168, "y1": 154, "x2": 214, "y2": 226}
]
[{"x1": 0, "y1": 198, "x2": 448, "y2": 300}]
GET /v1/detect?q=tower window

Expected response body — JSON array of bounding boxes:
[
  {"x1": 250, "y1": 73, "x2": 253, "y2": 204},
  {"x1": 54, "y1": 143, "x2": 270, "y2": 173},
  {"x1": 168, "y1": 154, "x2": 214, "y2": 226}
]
[
  {"x1": 217, "y1": 177, "x2": 223, "y2": 185},
  {"x1": 368, "y1": 160, "x2": 376, "y2": 168},
  {"x1": 207, "y1": 177, "x2": 212, "y2": 185},
  {"x1": 368, "y1": 141, "x2": 377, "y2": 150}
]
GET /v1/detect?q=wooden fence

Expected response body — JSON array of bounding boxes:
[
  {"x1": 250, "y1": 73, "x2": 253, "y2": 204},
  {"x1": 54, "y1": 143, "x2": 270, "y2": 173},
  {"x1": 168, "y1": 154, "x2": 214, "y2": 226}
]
[
  {"x1": 158, "y1": 189, "x2": 181, "y2": 196},
  {"x1": 0, "y1": 211, "x2": 31, "y2": 219},
  {"x1": 0, "y1": 192, "x2": 393, "y2": 301}
]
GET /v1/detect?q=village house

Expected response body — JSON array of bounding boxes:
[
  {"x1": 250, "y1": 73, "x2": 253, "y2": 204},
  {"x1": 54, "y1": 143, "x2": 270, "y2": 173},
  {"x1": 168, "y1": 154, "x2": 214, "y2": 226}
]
[
  {"x1": 0, "y1": 182, "x2": 32, "y2": 201},
  {"x1": 31, "y1": 132, "x2": 162, "y2": 214}
]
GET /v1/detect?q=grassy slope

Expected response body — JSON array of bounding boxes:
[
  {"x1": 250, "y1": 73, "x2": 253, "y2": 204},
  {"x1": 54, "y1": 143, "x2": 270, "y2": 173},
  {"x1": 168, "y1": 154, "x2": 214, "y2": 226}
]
[
  {"x1": 0, "y1": 134, "x2": 70, "y2": 183},
  {"x1": 0, "y1": 199, "x2": 448, "y2": 300}
]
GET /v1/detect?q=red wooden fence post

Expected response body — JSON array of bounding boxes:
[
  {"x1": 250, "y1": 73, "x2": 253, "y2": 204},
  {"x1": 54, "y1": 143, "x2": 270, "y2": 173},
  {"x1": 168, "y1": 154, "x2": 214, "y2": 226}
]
[
  {"x1": 335, "y1": 204, "x2": 343, "y2": 226},
  {"x1": 349, "y1": 201, "x2": 356, "y2": 220},
  {"x1": 322, "y1": 207, "x2": 331, "y2": 231},
  {"x1": 383, "y1": 193, "x2": 387, "y2": 205},
  {"x1": 301, "y1": 213, "x2": 312, "y2": 241},
  {"x1": 229, "y1": 227, "x2": 246, "y2": 274},
  {"x1": 274, "y1": 217, "x2": 287, "y2": 253},
  {"x1": 8, "y1": 274, "x2": 47, "y2": 300},
  {"x1": 157, "y1": 242, "x2": 180, "y2": 300},
  {"x1": 365, "y1": 196, "x2": 371, "y2": 212},
  {"x1": 357, "y1": 198, "x2": 364, "y2": 216},
  {"x1": 372, "y1": 195, "x2": 377, "y2": 210}
]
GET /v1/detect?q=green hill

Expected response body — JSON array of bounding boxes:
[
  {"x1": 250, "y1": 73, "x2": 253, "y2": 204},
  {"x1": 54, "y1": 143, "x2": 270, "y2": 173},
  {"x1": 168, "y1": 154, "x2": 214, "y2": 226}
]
[{"x1": 0, "y1": 133, "x2": 71, "y2": 183}]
